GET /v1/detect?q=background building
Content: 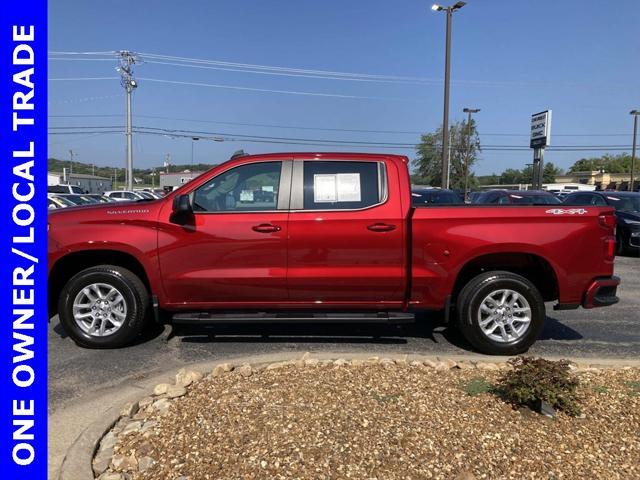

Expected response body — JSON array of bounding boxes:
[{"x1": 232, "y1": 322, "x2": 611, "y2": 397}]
[
  {"x1": 555, "y1": 171, "x2": 639, "y2": 191},
  {"x1": 159, "y1": 171, "x2": 205, "y2": 190},
  {"x1": 48, "y1": 171, "x2": 113, "y2": 193}
]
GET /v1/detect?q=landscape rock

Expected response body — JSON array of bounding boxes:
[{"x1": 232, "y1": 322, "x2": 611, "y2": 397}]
[
  {"x1": 138, "y1": 456, "x2": 155, "y2": 472},
  {"x1": 120, "y1": 402, "x2": 139, "y2": 418},
  {"x1": 152, "y1": 398, "x2": 172, "y2": 414},
  {"x1": 121, "y1": 421, "x2": 143, "y2": 436},
  {"x1": 98, "y1": 473, "x2": 124, "y2": 480},
  {"x1": 212, "y1": 363, "x2": 233, "y2": 377},
  {"x1": 93, "y1": 447, "x2": 114, "y2": 476},
  {"x1": 138, "y1": 396, "x2": 154, "y2": 408},
  {"x1": 111, "y1": 454, "x2": 138, "y2": 471},
  {"x1": 333, "y1": 358, "x2": 349, "y2": 366},
  {"x1": 153, "y1": 383, "x2": 170, "y2": 396},
  {"x1": 166, "y1": 385, "x2": 187, "y2": 398},
  {"x1": 237, "y1": 364, "x2": 253, "y2": 377},
  {"x1": 176, "y1": 368, "x2": 203, "y2": 387}
]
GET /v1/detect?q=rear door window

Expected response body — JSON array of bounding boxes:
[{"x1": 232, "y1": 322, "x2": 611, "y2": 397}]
[{"x1": 302, "y1": 161, "x2": 382, "y2": 210}]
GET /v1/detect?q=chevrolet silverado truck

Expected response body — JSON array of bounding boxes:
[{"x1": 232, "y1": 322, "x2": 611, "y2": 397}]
[{"x1": 48, "y1": 152, "x2": 620, "y2": 355}]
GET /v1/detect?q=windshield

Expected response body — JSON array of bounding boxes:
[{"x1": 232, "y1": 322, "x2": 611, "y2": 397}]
[
  {"x1": 606, "y1": 195, "x2": 640, "y2": 213},
  {"x1": 64, "y1": 194, "x2": 95, "y2": 205},
  {"x1": 137, "y1": 191, "x2": 155, "y2": 199},
  {"x1": 50, "y1": 195, "x2": 76, "y2": 207},
  {"x1": 509, "y1": 194, "x2": 561, "y2": 205}
]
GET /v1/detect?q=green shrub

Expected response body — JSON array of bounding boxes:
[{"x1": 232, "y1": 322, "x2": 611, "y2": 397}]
[{"x1": 495, "y1": 357, "x2": 581, "y2": 416}]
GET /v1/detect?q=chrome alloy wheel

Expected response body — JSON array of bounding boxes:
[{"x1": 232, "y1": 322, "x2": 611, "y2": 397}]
[
  {"x1": 72, "y1": 283, "x2": 128, "y2": 337},
  {"x1": 477, "y1": 288, "x2": 531, "y2": 343}
]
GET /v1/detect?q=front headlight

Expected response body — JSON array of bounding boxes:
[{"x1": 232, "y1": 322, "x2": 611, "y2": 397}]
[{"x1": 623, "y1": 219, "x2": 640, "y2": 226}]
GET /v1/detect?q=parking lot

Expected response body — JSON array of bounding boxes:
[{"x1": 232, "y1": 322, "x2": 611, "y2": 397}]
[{"x1": 48, "y1": 255, "x2": 639, "y2": 414}]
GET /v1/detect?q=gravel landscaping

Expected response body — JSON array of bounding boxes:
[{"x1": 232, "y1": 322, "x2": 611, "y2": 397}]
[{"x1": 93, "y1": 357, "x2": 640, "y2": 480}]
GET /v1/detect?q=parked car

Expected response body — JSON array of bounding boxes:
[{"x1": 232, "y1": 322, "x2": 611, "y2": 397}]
[
  {"x1": 563, "y1": 191, "x2": 640, "y2": 255},
  {"x1": 411, "y1": 188, "x2": 464, "y2": 206},
  {"x1": 473, "y1": 190, "x2": 562, "y2": 205},
  {"x1": 57, "y1": 194, "x2": 100, "y2": 206},
  {"x1": 48, "y1": 152, "x2": 619, "y2": 354},
  {"x1": 48, "y1": 194, "x2": 76, "y2": 210},
  {"x1": 103, "y1": 190, "x2": 146, "y2": 202},
  {"x1": 48, "y1": 184, "x2": 86, "y2": 194},
  {"x1": 468, "y1": 191, "x2": 482, "y2": 204}
]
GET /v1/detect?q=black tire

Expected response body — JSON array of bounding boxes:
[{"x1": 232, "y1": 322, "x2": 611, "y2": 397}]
[
  {"x1": 58, "y1": 265, "x2": 149, "y2": 348},
  {"x1": 456, "y1": 271, "x2": 545, "y2": 355}
]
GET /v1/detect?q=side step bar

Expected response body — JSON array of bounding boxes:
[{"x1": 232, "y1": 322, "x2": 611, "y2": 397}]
[{"x1": 172, "y1": 311, "x2": 415, "y2": 325}]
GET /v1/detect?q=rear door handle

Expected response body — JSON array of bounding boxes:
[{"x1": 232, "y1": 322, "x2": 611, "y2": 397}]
[
  {"x1": 252, "y1": 223, "x2": 281, "y2": 233},
  {"x1": 367, "y1": 223, "x2": 396, "y2": 232}
]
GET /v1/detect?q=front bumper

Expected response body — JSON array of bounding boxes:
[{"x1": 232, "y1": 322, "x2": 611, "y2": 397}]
[{"x1": 582, "y1": 276, "x2": 620, "y2": 309}]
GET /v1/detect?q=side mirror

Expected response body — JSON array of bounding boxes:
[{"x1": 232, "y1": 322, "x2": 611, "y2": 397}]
[{"x1": 171, "y1": 194, "x2": 193, "y2": 224}]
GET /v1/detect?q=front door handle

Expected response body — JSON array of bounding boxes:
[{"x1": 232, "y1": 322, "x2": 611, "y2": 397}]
[
  {"x1": 252, "y1": 223, "x2": 281, "y2": 233},
  {"x1": 367, "y1": 223, "x2": 396, "y2": 232}
]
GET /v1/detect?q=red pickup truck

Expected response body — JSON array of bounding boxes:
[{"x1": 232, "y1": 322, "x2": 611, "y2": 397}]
[{"x1": 48, "y1": 152, "x2": 620, "y2": 355}]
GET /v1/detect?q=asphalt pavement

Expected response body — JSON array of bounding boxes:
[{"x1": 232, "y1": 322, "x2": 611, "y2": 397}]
[{"x1": 48, "y1": 255, "x2": 639, "y2": 415}]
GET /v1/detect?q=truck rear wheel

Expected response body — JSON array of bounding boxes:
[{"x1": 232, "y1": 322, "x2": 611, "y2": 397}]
[
  {"x1": 456, "y1": 271, "x2": 545, "y2": 355},
  {"x1": 58, "y1": 265, "x2": 149, "y2": 348}
]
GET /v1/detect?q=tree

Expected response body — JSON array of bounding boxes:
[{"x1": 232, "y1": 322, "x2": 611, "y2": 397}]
[
  {"x1": 412, "y1": 119, "x2": 481, "y2": 190},
  {"x1": 568, "y1": 154, "x2": 632, "y2": 174},
  {"x1": 543, "y1": 162, "x2": 562, "y2": 183}
]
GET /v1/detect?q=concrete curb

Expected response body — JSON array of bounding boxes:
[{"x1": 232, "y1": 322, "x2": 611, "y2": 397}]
[{"x1": 55, "y1": 351, "x2": 640, "y2": 480}]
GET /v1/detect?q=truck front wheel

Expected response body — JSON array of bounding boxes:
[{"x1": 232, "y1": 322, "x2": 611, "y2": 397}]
[
  {"x1": 58, "y1": 265, "x2": 149, "y2": 348},
  {"x1": 456, "y1": 271, "x2": 545, "y2": 355}
]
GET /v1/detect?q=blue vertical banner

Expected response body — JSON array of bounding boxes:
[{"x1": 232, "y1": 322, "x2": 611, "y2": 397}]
[{"x1": 0, "y1": 0, "x2": 48, "y2": 478}]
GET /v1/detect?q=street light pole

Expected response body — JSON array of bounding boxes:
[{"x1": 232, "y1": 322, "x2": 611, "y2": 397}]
[
  {"x1": 463, "y1": 107, "x2": 480, "y2": 201},
  {"x1": 631, "y1": 110, "x2": 639, "y2": 192},
  {"x1": 432, "y1": 1, "x2": 467, "y2": 189}
]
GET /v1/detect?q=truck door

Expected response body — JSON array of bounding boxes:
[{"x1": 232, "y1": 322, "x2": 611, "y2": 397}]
[
  {"x1": 286, "y1": 159, "x2": 405, "y2": 305},
  {"x1": 158, "y1": 160, "x2": 291, "y2": 306}
]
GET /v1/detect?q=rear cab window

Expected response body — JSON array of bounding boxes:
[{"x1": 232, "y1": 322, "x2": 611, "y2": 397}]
[{"x1": 292, "y1": 160, "x2": 386, "y2": 211}]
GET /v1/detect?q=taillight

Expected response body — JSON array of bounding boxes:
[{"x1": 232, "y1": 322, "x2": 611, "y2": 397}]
[
  {"x1": 598, "y1": 213, "x2": 616, "y2": 231},
  {"x1": 605, "y1": 236, "x2": 615, "y2": 261}
]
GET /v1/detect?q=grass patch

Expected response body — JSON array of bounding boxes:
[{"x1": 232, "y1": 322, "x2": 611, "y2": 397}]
[
  {"x1": 372, "y1": 392, "x2": 400, "y2": 404},
  {"x1": 593, "y1": 385, "x2": 609, "y2": 394},
  {"x1": 460, "y1": 377, "x2": 492, "y2": 397},
  {"x1": 624, "y1": 380, "x2": 640, "y2": 396}
]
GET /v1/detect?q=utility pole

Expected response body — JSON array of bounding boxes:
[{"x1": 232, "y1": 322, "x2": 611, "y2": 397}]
[
  {"x1": 164, "y1": 153, "x2": 171, "y2": 174},
  {"x1": 463, "y1": 107, "x2": 480, "y2": 200},
  {"x1": 191, "y1": 137, "x2": 200, "y2": 169},
  {"x1": 630, "y1": 110, "x2": 639, "y2": 192},
  {"x1": 117, "y1": 50, "x2": 139, "y2": 191},
  {"x1": 432, "y1": 2, "x2": 467, "y2": 189},
  {"x1": 113, "y1": 168, "x2": 118, "y2": 190},
  {"x1": 68, "y1": 149, "x2": 75, "y2": 181}
]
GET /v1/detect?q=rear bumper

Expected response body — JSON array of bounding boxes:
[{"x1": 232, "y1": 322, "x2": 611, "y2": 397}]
[{"x1": 582, "y1": 276, "x2": 620, "y2": 309}]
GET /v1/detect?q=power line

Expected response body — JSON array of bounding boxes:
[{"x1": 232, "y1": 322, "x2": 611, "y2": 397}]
[
  {"x1": 46, "y1": 125, "x2": 637, "y2": 152},
  {"x1": 48, "y1": 113, "x2": 634, "y2": 138},
  {"x1": 137, "y1": 77, "x2": 411, "y2": 101}
]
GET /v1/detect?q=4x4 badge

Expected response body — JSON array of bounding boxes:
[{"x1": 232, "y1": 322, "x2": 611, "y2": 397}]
[{"x1": 545, "y1": 208, "x2": 587, "y2": 215}]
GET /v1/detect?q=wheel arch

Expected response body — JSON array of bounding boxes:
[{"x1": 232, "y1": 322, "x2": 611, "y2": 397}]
[
  {"x1": 48, "y1": 249, "x2": 152, "y2": 318},
  {"x1": 451, "y1": 252, "x2": 559, "y2": 305}
]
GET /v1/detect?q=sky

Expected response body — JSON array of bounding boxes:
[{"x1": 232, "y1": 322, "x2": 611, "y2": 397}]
[{"x1": 48, "y1": 0, "x2": 640, "y2": 176}]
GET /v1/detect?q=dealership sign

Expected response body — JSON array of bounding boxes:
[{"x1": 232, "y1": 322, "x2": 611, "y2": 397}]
[{"x1": 530, "y1": 110, "x2": 552, "y2": 148}]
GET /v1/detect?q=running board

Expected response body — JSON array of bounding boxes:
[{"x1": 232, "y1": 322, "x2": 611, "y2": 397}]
[{"x1": 172, "y1": 311, "x2": 415, "y2": 325}]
